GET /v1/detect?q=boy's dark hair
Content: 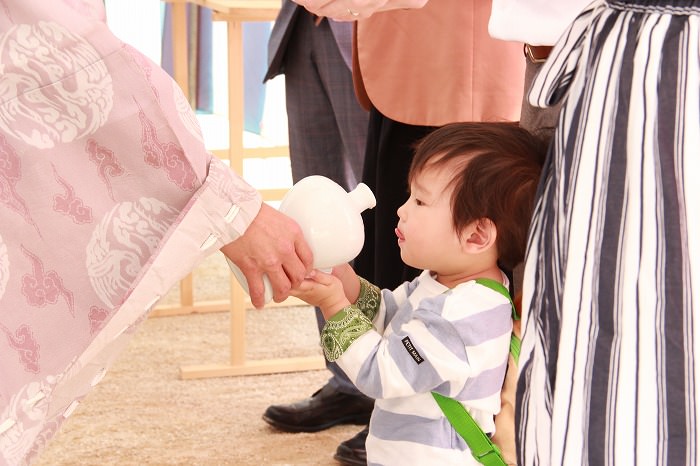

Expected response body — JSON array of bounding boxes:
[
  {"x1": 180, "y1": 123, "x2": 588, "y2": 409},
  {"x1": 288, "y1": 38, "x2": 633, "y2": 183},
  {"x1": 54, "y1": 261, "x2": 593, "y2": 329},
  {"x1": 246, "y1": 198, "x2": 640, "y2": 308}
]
[{"x1": 408, "y1": 122, "x2": 546, "y2": 271}]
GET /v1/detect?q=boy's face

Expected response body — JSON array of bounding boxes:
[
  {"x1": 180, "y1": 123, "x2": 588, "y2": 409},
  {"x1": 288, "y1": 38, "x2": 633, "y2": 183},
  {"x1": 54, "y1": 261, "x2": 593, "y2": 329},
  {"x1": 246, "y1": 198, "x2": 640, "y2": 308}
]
[{"x1": 396, "y1": 162, "x2": 466, "y2": 274}]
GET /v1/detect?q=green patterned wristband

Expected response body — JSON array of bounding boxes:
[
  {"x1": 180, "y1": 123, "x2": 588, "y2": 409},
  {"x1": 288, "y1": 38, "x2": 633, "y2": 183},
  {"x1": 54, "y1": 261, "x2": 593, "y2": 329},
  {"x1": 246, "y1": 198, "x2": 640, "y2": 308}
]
[
  {"x1": 321, "y1": 306, "x2": 374, "y2": 362},
  {"x1": 356, "y1": 277, "x2": 381, "y2": 322}
]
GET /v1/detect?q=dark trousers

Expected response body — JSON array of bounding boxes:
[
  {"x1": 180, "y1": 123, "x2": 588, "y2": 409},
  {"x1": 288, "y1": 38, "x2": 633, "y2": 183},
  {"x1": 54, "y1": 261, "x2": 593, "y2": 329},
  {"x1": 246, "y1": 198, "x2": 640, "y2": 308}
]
[{"x1": 283, "y1": 12, "x2": 367, "y2": 189}]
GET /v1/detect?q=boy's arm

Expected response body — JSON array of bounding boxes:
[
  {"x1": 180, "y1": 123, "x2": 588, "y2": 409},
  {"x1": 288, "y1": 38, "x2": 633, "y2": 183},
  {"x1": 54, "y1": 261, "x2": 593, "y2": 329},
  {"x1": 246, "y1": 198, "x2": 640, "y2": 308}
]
[
  {"x1": 290, "y1": 265, "x2": 382, "y2": 320},
  {"x1": 321, "y1": 275, "x2": 381, "y2": 361},
  {"x1": 332, "y1": 263, "x2": 361, "y2": 303},
  {"x1": 332, "y1": 263, "x2": 381, "y2": 321},
  {"x1": 291, "y1": 267, "x2": 382, "y2": 362},
  {"x1": 327, "y1": 283, "x2": 513, "y2": 401}
]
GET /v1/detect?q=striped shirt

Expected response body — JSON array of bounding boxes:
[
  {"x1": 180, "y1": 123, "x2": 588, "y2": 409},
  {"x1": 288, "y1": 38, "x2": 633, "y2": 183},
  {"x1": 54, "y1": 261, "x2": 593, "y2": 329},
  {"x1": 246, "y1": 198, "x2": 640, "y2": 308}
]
[
  {"x1": 517, "y1": 1, "x2": 700, "y2": 465},
  {"x1": 321, "y1": 270, "x2": 512, "y2": 465}
]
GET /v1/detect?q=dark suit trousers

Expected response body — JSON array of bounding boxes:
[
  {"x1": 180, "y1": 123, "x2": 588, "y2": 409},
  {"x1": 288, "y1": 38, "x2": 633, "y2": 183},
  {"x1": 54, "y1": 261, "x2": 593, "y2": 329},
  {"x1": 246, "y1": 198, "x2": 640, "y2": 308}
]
[{"x1": 283, "y1": 12, "x2": 367, "y2": 191}]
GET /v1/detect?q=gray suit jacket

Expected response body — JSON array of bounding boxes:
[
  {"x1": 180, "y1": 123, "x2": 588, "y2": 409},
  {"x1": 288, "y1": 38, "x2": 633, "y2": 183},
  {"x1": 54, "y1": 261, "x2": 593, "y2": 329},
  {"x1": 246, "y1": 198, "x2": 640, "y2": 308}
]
[{"x1": 264, "y1": 0, "x2": 353, "y2": 82}]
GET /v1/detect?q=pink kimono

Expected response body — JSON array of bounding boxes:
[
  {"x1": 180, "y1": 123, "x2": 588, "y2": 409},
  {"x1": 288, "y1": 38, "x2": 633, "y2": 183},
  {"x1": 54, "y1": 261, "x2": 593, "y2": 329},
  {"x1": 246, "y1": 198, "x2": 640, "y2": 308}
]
[{"x1": 0, "y1": 1, "x2": 263, "y2": 464}]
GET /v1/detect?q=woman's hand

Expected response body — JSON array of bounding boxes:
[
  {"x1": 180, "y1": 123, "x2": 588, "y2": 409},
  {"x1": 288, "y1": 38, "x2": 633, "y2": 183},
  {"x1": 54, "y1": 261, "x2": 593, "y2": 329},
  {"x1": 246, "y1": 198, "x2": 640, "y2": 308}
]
[{"x1": 221, "y1": 203, "x2": 313, "y2": 308}]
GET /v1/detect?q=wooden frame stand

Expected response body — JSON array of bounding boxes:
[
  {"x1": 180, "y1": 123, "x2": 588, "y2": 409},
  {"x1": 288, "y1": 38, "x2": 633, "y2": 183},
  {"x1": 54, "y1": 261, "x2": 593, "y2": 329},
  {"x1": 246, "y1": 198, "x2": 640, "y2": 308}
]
[{"x1": 159, "y1": 0, "x2": 325, "y2": 379}]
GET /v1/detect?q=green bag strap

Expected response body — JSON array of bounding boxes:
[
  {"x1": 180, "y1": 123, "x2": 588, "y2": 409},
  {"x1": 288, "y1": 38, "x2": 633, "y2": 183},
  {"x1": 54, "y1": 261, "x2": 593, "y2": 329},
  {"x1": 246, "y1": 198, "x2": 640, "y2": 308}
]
[
  {"x1": 431, "y1": 277, "x2": 521, "y2": 466},
  {"x1": 475, "y1": 277, "x2": 520, "y2": 364},
  {"x1": 474, "y1": 278, "x2": 517, "y2": 321},
  {"x1": 431, "y1": 391, "x2": 507, "y2": 466}
]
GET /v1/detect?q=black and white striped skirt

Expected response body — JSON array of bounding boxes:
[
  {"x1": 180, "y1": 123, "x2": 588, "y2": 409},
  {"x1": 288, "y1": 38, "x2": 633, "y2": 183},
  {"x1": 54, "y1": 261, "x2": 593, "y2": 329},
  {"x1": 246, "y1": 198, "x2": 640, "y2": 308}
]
[{"x1": 517, "y1": 1, "x2": 700, "y2": 465}]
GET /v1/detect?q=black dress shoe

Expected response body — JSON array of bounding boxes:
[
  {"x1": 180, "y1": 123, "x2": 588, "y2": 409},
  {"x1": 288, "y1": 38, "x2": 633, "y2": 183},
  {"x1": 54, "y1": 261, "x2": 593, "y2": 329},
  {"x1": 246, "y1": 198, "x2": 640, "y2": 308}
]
[
  {"x1": 334, "y1": 426, "x2": 368, "y2": 466},
  {"x1": 262, "y1": 384, "x2": 374, "y2": 433}
]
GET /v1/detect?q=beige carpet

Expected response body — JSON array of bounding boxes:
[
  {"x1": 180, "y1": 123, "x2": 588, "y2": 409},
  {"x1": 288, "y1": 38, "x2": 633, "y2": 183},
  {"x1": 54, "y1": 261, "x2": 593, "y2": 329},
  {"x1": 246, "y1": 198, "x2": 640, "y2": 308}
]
[{"x1": 35, "y1": 254, "x2": 362, "y2": 466}]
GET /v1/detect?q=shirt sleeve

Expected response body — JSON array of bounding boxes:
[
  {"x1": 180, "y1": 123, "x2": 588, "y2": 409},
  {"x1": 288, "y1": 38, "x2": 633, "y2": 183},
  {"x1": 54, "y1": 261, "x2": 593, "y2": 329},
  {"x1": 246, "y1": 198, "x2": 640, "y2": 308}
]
[
  {"x1": 320, "y1": 276, "x2": 380, "y2": 361},
  {"x1": 330, "y1": 282, "x2": 513, "y2": 401}
]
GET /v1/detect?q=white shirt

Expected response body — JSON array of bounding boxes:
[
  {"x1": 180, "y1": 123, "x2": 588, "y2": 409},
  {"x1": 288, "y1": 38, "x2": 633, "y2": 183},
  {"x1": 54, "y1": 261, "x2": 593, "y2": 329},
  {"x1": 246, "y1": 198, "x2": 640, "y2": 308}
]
[{"x1": 488, "y1": 0, "x2": 593, "y2": 45}]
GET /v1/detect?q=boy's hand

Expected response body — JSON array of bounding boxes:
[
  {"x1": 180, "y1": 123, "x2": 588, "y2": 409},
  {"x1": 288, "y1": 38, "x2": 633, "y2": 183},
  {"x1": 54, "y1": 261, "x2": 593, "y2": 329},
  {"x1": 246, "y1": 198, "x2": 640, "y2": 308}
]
[{"x1": 291, "y1": 270, "x2": 351, "y2": 320}]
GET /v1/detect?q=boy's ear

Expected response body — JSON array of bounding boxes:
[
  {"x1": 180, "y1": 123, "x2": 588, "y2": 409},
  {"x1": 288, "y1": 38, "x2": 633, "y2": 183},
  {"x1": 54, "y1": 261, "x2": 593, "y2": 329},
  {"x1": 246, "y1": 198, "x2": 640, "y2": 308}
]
[{"x1": 462, "y1": 218, "x2": 497, "y2": 253}]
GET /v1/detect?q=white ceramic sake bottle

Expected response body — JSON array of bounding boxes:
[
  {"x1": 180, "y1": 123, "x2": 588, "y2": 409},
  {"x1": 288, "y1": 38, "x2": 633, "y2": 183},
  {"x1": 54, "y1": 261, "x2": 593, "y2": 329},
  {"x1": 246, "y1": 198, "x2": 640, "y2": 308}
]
[{"x1": 226, "y1": 175, "x2": 376, "y2": 304}]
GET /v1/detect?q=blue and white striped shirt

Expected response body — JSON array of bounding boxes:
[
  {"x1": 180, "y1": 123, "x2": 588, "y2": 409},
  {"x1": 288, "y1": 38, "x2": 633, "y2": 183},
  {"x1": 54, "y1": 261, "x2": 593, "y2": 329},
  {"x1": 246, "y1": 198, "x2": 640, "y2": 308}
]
[{"x1": 321, "y1": 270, "x2": 512, "y2": 465}]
